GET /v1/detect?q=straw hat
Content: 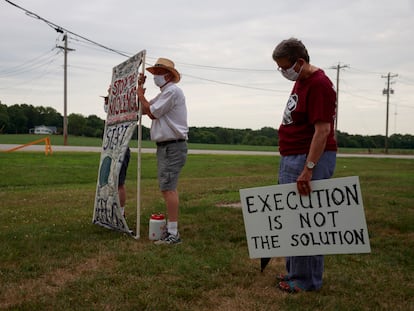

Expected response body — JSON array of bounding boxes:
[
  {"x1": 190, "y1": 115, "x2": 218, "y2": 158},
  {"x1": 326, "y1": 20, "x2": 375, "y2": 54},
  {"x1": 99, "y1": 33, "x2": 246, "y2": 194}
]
[{"x1": 146, "y1": 58, "x2": 181, "y2": 83}]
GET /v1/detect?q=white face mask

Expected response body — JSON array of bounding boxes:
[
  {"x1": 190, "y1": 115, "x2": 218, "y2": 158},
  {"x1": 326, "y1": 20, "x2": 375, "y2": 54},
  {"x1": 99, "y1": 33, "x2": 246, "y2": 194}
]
[
  {"x1": 280, "y1": 62, "x2": 303, "y2": 81},
  {"x1": 153, "y1": 75, "x2": 168, "y2": 87}
]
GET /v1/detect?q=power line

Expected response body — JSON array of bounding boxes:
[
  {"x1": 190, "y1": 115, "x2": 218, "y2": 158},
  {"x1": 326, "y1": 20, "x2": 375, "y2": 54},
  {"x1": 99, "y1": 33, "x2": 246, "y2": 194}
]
[
  {"x1": 0, "y1": 54, "x2": 62, "y2": 90},
  {"x1": 143, "y1": 55, "x2": 275, "y2": 73},
  {"x1": 4, "y1": 0, "x2": 130, "y2": 57},
  {"x1": 341, "y1": 90, "x2": 382, "y2": 104},
  {"x1": 0, "y1": 48, "x2": 61, "y2": 77},
  {"x1": 183, "y1": 73, "x2": 285, "y2": 93},
  {"x1": 5, "y1": 0, "x2": 278, "y2": 93},
  {"x1": 4, "y1": 0, "x2": 412, "y2": 109},
  {"x1": 176, "y1": 61, "x2": 274, "y2": 73},
  {"x1": 398, "y1": 76, "x2": 414, "y2": 86},
  {"x1": 68, "y1": 35, "x2": 133, "y2": 57},
  {"x1": 68, "y1": 36, "x2": 130, "y2": 56},
  {"x1": 4, "y1": 0, "x2": 278, "y2": 84},
  {"x1": 347, "y1": 66, "x2": 385, "y2": 75}
]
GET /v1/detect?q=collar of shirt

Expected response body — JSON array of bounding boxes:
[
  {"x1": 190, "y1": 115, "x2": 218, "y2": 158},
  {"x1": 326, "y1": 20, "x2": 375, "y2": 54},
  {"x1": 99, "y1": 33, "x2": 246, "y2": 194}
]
[{"x1": 160, "y1": 81, "x2": 174, "y2": 91}]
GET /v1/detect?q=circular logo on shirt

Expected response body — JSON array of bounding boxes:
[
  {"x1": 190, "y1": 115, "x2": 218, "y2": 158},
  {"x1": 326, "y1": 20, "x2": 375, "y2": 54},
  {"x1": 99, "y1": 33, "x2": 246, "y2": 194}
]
[{"x1": 282, "y1": 94, "x2": 298, "y2": 125}]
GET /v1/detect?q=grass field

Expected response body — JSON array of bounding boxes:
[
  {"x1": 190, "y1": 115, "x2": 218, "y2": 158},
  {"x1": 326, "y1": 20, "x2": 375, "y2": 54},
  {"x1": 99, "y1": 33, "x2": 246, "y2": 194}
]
[
  {"x1": 1, "y1": 133, "x2": 414, "y2": 154},
  {"x1": 0, "y1": 139, "x2": 413, "y2": 310}
]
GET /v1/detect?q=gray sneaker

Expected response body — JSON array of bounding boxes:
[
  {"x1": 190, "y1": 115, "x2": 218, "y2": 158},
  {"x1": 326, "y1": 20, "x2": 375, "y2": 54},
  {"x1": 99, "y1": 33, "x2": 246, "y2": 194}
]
[
  {"x1": 154, "y1": 232, "x2": 182, "y2": 245},
  {"x1": 159, "y1": 225, "x2": 168, "y2": 240}
]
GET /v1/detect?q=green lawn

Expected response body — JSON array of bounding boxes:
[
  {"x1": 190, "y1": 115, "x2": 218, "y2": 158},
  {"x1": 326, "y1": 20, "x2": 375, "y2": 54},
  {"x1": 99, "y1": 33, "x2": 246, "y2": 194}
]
[
  {"x1": 1, "y1": 133, "x2": 413, "y2": 154},
  {"x1": 0, "y1": 142, "x2": 413, "y2": 310}
]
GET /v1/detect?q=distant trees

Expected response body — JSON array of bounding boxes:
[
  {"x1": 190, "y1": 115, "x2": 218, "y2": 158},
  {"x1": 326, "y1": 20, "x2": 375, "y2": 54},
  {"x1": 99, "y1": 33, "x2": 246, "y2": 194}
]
[
  {"x1": 388, "y1": 134, "x2": 414, "y2": 149},
  {"x1": 0, "y1": 102, "x2": 62, "y2": 134},
  {"x1": 67, "y1": 113, "x2": 106, "y2": 138},
  {"x1": 335, "y1": 131, "x2": 414, "y2": 149},
  {"x1": 188, "y1": 126, "x2": 278, "y2": 146},
  {"x1": 1, "y1": 102, "x2": 413, "y2": 149}
]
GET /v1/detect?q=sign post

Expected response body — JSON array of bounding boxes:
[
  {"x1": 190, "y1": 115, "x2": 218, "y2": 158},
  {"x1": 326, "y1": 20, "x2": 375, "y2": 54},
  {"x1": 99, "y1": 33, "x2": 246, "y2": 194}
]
[
  {"x1": 135, "y1": 52, "x2": 146, "y2": 240},
  {"x1": 93, "y1": 50, "x2": 146, "y2": 236}
]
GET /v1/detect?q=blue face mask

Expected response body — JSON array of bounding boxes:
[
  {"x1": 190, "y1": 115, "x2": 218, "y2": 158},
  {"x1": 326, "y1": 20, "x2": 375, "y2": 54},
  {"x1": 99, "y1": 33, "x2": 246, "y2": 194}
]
[{"x1": 153, "y1": 75, "x2": 168, "y2": 87}]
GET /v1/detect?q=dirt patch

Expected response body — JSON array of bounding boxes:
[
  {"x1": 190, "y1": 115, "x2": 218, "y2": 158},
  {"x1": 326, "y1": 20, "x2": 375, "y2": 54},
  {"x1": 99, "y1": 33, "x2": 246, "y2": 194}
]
[
  {"x1": 197, "y1": 258, "x2": 291, "y2": 311},
  {"x1": 0, "y1": 252, "x2": 116, "y2": 309},
  {"x1": 216, "y1": 202, "x2": 242, "y2": 208}
]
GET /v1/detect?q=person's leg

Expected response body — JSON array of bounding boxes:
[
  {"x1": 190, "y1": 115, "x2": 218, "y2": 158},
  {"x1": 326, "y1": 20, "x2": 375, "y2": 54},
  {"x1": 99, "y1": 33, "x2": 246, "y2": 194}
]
[
  {"x1": 162, "y1": 189, "x2": 179, "y2": 235},
  {"x1": 118, "y1": 147, "x2": 130, "y2": 217},
  {"x1": 285, "y1": 255, "x2": 324, "y2": 290},
  {"x1": 155, "y1": 142, "x2": 187, "y2": 244},
  {"x1": 118, "y1": 184, "x2": 126, "y2": 208},
  {"x1": 278, "y1": 154, "x2": 305, "y2": 279},
  {"x1": 278, "y1": 152, "x2": 335, "y2": 291}
]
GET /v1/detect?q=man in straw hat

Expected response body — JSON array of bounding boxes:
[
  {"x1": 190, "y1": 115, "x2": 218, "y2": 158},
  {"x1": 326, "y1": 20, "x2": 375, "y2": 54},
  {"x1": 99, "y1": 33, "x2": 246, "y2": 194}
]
[{"x1": 137, "y1": 58, "x2": 188, "y2": 245}]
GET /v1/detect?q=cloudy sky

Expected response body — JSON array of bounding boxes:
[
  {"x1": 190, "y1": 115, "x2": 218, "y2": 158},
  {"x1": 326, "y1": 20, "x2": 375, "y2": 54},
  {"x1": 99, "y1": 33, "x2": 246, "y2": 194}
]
[{"x1": 1, "y1": 0, "x2": 413, "y2": 135}]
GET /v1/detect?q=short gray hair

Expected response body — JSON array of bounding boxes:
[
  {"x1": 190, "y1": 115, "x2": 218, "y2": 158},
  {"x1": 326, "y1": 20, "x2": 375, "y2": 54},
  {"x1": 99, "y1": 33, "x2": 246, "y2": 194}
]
[{"x1": 272, "y1": 38, "x2": 310, "y2": 63}]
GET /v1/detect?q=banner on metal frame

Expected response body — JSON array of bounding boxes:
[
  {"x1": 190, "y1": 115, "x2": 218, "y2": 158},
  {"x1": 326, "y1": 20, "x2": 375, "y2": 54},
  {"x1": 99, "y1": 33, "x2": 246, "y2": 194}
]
[
  {"x1": 92, "y1": 50, "x2": 145, "y2": 234},
  {"x1": 239, "y1": 176, "x2": 371, "y2": 259}
]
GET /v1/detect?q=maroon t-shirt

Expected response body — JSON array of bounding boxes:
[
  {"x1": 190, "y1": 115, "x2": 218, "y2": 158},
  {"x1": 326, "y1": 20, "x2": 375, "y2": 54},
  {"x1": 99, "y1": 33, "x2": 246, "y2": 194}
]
[{"x1": 278, "y1": 69, "x2": 337, "y2": 156}]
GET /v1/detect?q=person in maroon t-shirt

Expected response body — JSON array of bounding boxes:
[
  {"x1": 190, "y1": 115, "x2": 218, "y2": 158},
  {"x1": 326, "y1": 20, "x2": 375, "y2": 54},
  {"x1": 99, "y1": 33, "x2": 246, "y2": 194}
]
[{"x1": 272, "y1": 38, "x2": 337, "y2": 293}]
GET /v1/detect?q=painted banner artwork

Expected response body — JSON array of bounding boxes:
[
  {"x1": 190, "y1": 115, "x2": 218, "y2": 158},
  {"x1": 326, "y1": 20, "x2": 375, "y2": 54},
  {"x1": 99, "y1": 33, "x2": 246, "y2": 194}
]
[
  {"x1": 92, "y1": 50, "x2": 145, "y2": 234},
  {"x1": 239, "y1": 176, "x2": 371, "y2": 259},
  {"x1": 106, "y1": 51, "x2": 145, "y2": 125}
]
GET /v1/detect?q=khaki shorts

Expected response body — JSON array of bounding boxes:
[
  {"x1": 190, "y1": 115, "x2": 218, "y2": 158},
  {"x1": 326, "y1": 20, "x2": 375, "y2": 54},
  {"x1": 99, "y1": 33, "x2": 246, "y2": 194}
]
[{"x1": 156, "y1": 141, "x2": 187, "y2": 191}]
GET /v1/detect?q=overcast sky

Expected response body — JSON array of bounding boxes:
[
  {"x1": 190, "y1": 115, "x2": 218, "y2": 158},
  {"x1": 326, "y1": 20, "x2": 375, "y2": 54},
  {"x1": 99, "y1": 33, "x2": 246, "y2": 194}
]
[{"x1": 1, "y1": 0, "x2": 413, "y2": 135}]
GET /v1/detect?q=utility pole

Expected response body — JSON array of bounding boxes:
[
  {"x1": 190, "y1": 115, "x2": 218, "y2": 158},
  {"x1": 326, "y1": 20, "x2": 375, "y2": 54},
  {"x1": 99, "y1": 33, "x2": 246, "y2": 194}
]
[
  {"x1": 330, "y1": 63, "x2": 349, "y2": 138},
  {"x1": 57, "y1": 33, "x2": 75, "y2": 145},
  {"x1": 381, "y1": 72, "x2": 398, "y2": 154}
]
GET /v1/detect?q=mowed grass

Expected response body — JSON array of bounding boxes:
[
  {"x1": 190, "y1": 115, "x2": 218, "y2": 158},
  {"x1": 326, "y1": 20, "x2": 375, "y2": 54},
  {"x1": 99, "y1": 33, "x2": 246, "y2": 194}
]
[
  {"x1": 0, "y1": 151, "x2": 413, "y2": 310},
  {"x1": 2, "y1": 133, "x2": 414, "y2": 154}
]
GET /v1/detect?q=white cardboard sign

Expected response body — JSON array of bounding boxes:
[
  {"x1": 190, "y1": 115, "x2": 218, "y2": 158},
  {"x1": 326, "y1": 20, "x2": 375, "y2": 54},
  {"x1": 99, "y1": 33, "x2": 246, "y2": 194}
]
[
  {"x1": 239, "y1": 176, "x2": 371, "y2": 259},
  {"x1": 92, "y1": 50, "x2": 144, "y2": 234}
]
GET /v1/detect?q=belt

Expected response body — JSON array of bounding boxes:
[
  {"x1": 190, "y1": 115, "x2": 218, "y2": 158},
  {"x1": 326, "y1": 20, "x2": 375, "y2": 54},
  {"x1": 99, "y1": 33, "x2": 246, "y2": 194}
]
[{"x1": 156, "y1": 139, "x2": 186, "y2": 147}]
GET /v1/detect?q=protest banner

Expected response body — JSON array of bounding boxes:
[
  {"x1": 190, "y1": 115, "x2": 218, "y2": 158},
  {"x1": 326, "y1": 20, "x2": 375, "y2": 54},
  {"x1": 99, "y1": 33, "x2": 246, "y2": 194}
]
[
  {"x1": 239, "y1": 176, "x2": 371, "y2": 259},
  {"x1": 92, "y1": 50, "x2": 145, "y2": 235}
]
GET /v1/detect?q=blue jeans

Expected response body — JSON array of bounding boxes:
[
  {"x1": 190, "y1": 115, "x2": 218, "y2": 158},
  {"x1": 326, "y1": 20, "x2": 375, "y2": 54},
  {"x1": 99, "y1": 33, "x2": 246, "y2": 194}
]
[{"x1": 278, "y1": 151, "x2": 336, "y2": 290}]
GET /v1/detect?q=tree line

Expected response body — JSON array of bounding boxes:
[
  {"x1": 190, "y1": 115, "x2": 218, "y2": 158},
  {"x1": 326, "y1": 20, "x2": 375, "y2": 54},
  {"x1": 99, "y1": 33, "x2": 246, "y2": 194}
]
[{"x1": 1, "y1": 103, "x2": 413, "y2": 149}]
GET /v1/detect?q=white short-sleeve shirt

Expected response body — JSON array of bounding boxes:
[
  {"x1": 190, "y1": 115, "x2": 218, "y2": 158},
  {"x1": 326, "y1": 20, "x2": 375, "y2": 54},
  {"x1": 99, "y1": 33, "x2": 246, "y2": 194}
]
[{"x1": 149, "y1": 82, "x2": 188, "y2": 142}]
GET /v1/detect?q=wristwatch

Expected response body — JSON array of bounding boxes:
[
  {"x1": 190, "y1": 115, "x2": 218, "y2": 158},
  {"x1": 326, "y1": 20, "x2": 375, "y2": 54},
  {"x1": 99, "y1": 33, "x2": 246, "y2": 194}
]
[{"x1": 306, "y1": 161, "x2": 316, "y2": 170}]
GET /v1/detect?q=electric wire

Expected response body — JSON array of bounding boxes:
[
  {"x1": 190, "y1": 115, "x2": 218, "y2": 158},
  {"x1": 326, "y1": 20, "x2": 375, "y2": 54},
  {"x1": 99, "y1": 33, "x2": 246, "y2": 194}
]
[
  {"x1": 175, "y1": 61, "x2": 274, "y2": 73},
  {"x1": 68, "y1": 35, "x2": 133, "y2": 57},
  {"x1": 0, "y1": 48, "x2": 61, "y2": 77},
  {"x1": 347, "y1": 66, "x2": 386, "y2": 76},
  {"x1": 3, "y1": 0, "x2": 413, "y2": 104},
  {"x1": 340, "y1": 89, "x2": 382, "y2": 104},
  {"x1": 183, "y1": 73, "x2": 285, "y2": 93},
  {"x1": 0, "y1": 51, "x2": 62, "y2": 90},
  {"x1": 4, "y1": 0, "x2": 281, "y2": 93},
  {"x1": 4, "y1": 0, "x2": 131, "y2": 58}
]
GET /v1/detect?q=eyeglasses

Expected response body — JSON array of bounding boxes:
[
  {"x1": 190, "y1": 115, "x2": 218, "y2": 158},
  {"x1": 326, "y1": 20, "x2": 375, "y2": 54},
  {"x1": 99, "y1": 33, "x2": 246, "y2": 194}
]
[{"x1": 277, "y1": 61, "x2": 297, "y2": 73}]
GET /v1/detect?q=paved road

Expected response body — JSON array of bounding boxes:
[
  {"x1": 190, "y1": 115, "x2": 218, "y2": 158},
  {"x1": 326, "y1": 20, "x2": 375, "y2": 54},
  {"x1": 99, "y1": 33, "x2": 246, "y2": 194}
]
[{"x1": 1, "y1": 144, "x2": 413, "y2": 159}]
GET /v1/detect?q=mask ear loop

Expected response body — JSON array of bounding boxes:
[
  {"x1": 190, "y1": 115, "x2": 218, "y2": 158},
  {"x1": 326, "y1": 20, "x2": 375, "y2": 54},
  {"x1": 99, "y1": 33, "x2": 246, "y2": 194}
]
[
  {"x1": 160, "y1": 72, "x2": 174, "y2": 88},
  {"x1": 296, "y1": 63, "x2": 304, "y2": 77}
]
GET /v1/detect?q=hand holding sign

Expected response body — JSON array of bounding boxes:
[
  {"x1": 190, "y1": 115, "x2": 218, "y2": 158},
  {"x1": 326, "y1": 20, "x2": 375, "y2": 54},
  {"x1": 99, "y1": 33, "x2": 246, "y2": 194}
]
[
  {"x1": 296, "y1": 165, "x2": 313, "y2": 196},
  {"x1": 297, "y1": 180, "x2": 311, "y2": 196},
  {"x1": 137, "y1": 73, "x2": 146, "y2": 98},
  {"x1": 138, "y1": 73, "x2": 146, "y2": 86},
  {"x1": 239, "y1": 176, "x2": 371, "y2": 259}
]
